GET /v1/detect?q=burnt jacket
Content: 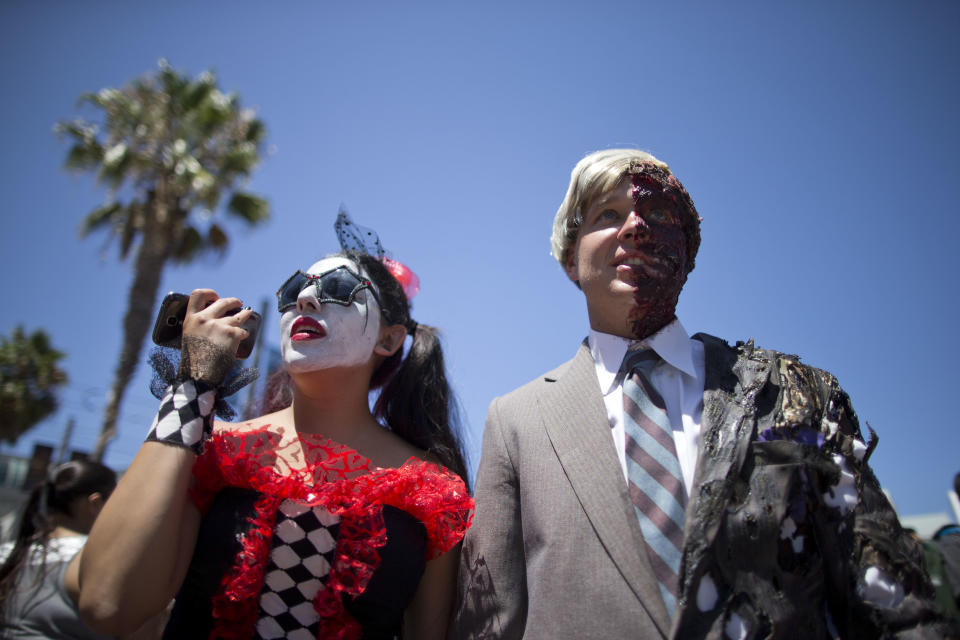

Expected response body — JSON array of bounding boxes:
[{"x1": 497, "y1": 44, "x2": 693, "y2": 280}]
[{"x1": 450, "y1": 334, "x2": 952, "y2": 639}]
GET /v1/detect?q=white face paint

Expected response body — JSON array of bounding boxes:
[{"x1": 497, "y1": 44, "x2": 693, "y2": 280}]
[{"x1": 279, "y1": 256, "x2": 382, "y2": 374}]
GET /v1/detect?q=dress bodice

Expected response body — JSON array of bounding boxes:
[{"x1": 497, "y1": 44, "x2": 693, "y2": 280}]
[{"x1": 164, "y1": 425, "x2": 472, "y2": 640}]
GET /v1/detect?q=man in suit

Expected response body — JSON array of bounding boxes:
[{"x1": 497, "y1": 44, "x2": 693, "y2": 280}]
[{"x1": 450, "y1": 149, "x2": 950, "y2": 639}]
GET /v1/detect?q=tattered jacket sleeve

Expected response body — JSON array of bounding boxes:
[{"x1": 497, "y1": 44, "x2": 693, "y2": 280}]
[
  {"x1": 781, "y1": 359, "x2": 952, "y2": 638},
  {"x1": 679, "y1": 345, "x2": 954, "y2": 639}
]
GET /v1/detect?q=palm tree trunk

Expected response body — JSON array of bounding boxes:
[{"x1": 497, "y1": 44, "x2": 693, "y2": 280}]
[{"x1": 92, "y1": 196, "x2": 175, "y2": 461}]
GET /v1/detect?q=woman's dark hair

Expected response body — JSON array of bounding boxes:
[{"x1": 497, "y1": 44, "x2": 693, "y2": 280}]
[
  {"x1": 260, "y1": 251, "x2": 469, "y2": 488},
  {"x1": 0, "y1": 460, "x2": 117, "y2": 620}
]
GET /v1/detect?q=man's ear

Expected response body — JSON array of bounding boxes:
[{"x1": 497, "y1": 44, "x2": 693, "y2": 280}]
[
  {"x1": 374, "y1": 323, "x2": 407, "y2": 357},
  {"x1": 563, "y1": 249, "x2": 580, "y2": 284}
]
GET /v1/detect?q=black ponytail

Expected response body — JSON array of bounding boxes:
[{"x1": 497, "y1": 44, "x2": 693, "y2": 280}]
[
  {"x1": 351, "y1": 252, "x2": 470, "y2": 488},
  {"x1": 373, "y1": 322, "x2": 468, "y2": 486}
]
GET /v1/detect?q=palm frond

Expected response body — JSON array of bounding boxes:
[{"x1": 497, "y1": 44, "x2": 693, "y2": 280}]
[
  {"x1": 80, "y1": 202, "x2": 123, "y2": 236},
  {"x1": 98, "y1": 143, "x2": 131, "y2": 189},
  {"x1": 118, "y1": 205, "x2": 139, "y2": 259},
  {"x1": 64, "y1": 141, "x2": 105, "y2": 171},
  {"x1": 245, "y1": 118, "x2": 265, "y2": 143},
  {"x1": 182, "y1": 72, "x2": 215, "y2": 112},
  {"x1": 227, "y1": 192, "x2": 269, "y2": 225},
  {"x1": 207, "y1": 223, "x2": 228, "y2": 252},
  {"x1": 221, "y1": 144, "x2": 258, "y2": 175},
  {"x1": 171, "y1": 225, "x2": 202, "y2": 263}
]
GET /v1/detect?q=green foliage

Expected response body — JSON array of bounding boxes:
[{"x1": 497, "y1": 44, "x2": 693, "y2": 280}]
[
  {"x1": 172, "y1": 226, "x2": 202, "y2": 262},
  {"x1": 227, "y1": 192, "x2": 269, "y2": 224},
  {"x1": 0, "y1": 327, "x2": 68, "y2": 445},
  {"x1": 80, "y1": 202, "x2": 123, "y2": 234},
  {"x1": 55, "y1": 59, "x2": 271, "y2": 261}
]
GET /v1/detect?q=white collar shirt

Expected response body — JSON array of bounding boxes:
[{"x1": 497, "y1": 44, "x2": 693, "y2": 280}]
[{"x1": 588, "y1": 318, "x2": 706, "y2": 496}]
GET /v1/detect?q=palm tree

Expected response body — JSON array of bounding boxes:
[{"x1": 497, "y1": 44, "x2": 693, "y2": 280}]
[
  {"x1": 0, "y1": 327, "x2": 68, "y2": 445},
  {"x1": 56, "y1": 60, "x2": 270, "y2": 460}
]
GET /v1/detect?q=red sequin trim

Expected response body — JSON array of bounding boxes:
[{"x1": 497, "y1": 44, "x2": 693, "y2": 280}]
[{"x1": 190, "y1": 426, "x2": 473, "y2": 640}]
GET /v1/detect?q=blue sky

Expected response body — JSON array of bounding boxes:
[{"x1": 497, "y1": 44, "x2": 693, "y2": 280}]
[{"x1": 1, "y1": 1, "x2": 957, "y2": 519}]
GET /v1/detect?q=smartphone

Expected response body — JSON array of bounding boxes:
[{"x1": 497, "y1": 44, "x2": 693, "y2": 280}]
[{"x1": 151, "y1": 292, "x2": 262, "y2": 359}]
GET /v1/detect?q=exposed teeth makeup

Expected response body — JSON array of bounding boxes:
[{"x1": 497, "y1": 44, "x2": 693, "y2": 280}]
[
  {"x1": 280, "y1": 256, "x2": 381, "y2": 373},
  {"x1": 624, "y1": 172, "x2": 688, "y2": 338}
]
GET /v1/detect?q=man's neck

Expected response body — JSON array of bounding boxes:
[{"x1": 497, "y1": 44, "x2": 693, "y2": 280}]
[{"x1": 589, "y1": 314, "x2": 677, "y2": 342}]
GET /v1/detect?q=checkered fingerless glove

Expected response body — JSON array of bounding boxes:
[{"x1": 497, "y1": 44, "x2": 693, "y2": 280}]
[{"x1": 145, "y1": 379, "x2": 217, "y2": 454}]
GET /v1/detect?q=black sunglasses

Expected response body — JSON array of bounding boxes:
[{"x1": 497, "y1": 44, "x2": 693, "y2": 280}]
[{"x1": 276, "y1": 265, "x2": 382, "y2": 313}]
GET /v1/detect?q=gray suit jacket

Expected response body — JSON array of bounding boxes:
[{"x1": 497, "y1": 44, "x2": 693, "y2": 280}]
[{"x1": 450, "y1": 335, "x2": 950, "y2": 639}]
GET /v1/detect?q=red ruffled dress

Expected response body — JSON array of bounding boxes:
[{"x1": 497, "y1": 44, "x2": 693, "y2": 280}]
[{"x1": 161, "y1": 425, "x2": 473, "y2": 640}]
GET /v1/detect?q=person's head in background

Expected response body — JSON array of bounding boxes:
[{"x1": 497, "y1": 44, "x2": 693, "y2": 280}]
[{"x1": 0, "y1": 460, "x2": 117, "y2": 614}]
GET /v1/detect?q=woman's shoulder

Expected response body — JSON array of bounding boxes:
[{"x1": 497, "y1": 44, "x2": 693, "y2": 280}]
[
  {"x1": 372, "y1": 432, "x2": 430, "y2": 469},
  {"x1": 46, "y1": 535, "x2": 87, "y2": 561},
  {"x1": 340, "y1": 419, "x2": 437, "y2": 471},
  {"x1": 361, "y1": 459, "x2": 472, "y2": 559},
  {"x1": 0, "y1": 536, "x2": 86, "y2": 566},
  {"x1": 212, "y1": 407, "x2": 292, "y2": 435},
  {"x1": 207, "y1": 410, "x2": 300, "y2": 457}
]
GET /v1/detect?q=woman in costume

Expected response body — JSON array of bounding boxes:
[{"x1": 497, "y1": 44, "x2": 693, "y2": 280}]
[
  {"x1": 0, "y1": 460, "x2": 118, "y2": 639},
  {"x1": 77, "y1": 217, "x2": 473, "y2": 640}
]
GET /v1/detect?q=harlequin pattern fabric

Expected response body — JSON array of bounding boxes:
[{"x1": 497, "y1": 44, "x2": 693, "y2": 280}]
[
  {"x1": 145, "y1": 379, "x2": 217, "y2": 453},
  {"x1": 255, "y1": 500, "x2": 340, "y2": 639}
]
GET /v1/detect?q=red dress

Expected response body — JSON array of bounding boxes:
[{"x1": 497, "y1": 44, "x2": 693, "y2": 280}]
[{"x1": 162, "y1": 425, "x2": 473, "y2": 640}]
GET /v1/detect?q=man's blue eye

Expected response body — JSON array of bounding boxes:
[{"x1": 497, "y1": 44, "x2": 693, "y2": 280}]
[{"x1": 599, "y1": 209, "x2": 618, "y2": 220}]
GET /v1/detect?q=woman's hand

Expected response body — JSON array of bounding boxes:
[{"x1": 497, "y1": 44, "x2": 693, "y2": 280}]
[{"x1": 177, "y1": 289, "x2": 253, "y2": 386}]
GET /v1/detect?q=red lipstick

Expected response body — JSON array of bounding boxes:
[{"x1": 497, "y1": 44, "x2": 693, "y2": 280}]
[{"x1": 290, "y1": 316, "x2": 326, "y2": 341}]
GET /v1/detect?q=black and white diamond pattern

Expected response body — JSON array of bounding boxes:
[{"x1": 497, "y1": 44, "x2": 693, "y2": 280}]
[
  {"x1": 145, "y1": 379, "x2": 216, "y2": 453},
  {"x1": 255, "y1": 499, "x2": 340, "y2": 639}
]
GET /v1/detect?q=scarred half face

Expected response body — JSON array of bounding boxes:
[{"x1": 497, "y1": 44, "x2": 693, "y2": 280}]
[
  {"x1": 279, "y1": 256, "x2": 381, "y2": 374},
  {"x1": 565, "y1": 174, "x2": 688, "y2": 339}
]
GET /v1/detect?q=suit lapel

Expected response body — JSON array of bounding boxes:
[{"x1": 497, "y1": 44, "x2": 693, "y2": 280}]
[
  {"x1": 673, "y1": 335, "x2": 770, "y2": 634},
  {"x1": 683, "y1": 335, "x2": 745, "y2": 554},
  {"x1": 539, "y1": 341, "x2": 672, "y2": 638}
]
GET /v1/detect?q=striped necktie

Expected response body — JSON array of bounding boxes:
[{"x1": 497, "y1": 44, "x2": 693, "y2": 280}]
[{"x1": 621, "y1": 346, "x2": 686, "y2": 618}]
